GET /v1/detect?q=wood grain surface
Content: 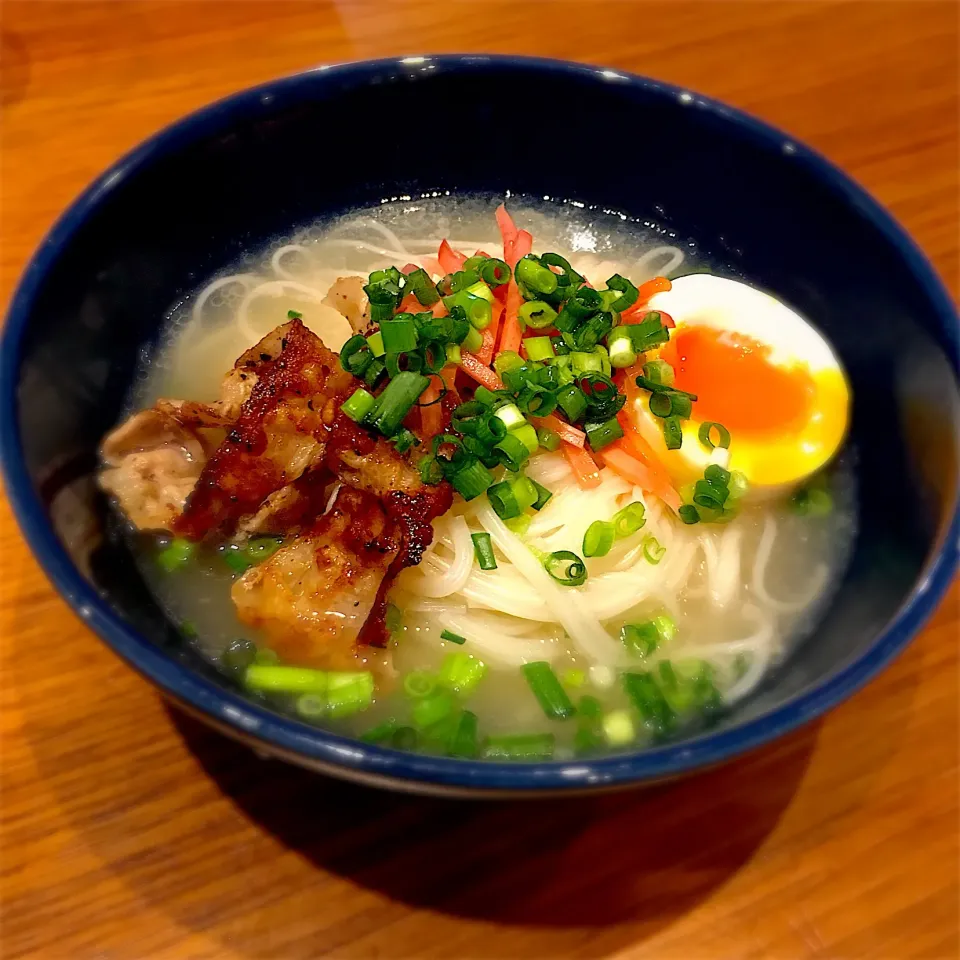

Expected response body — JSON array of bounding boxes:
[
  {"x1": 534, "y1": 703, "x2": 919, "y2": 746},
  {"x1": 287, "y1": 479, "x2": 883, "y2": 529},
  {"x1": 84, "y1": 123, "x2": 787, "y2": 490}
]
[{"x1": 1, "y1": 3, "x2": 958, "y2": 958}]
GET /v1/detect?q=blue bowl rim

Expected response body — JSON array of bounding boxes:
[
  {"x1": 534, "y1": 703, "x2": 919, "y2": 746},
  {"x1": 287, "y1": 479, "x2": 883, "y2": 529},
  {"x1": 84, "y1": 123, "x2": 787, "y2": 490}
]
[{"x1": 1, "y1": 54, "x2": 958, "y2": 793}]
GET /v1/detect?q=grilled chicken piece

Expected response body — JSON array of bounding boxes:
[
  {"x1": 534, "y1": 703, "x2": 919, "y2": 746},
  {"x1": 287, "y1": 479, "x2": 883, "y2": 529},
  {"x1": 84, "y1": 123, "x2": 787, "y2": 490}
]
[
  {"x1": 232, "y1": 486, "x2": 401, "y2": 670},
  {"x1": 100, "y1": 406, "x2": 222, "y2": 532},
  {"x1": 322, "y1": 275, "x2": 371, "y2": 334},
  {"x1": 174, "y1": 318, "x2": 352, "y2": 540}
]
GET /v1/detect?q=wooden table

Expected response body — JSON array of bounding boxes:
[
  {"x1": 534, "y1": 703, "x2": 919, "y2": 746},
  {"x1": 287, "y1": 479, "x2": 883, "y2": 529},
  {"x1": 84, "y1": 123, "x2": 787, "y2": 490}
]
[{"x1": 2, "y1": 3, "x2": 957, "y2": 957}]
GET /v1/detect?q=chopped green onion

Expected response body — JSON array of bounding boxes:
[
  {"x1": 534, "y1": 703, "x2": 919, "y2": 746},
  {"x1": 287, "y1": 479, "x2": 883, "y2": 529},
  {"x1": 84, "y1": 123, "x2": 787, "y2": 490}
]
[
  {"x1": 583, "y1": 519, "x2": 615, "y2": 558},
  {"x1": 287, "y1": 309, "x2": 302, "y2": 319},
  {"x1": 450, "y1": 710, "x2": 480, "y2": 758},
  {"x1": 570, "y1": 351, "x2": 604, "y2": 375},
  {"x1": 621, "y1": 622, "x2": 660, "y2": 657},
  {"x1": 522, "y1": 661, "x2": 576, "y2": 720},
  {"x1": 536, "y1": 426, "x2": 561, "y2": 452},
  {"x1": 340, "y1": 333, "x2": 373, "y2": 376},
  {"x1": 158, "y1": 537, "x2": 195, "y2": 573},
  {"x1": 544, "y1": 550, "x2": 587, "y2": 586},
  {"x1": 412, "y1": 690, "x2": 456, "y2": 728},
  {"x1": 607, "y1": 329, "x2": 638, "y2": 369},
  {"x1": 556, "y1": 383, "x2": 588, "y2": 422},
  {"x1": 605, "y1": 273, "x2": 640, "y2": 313},
  {"x1": 360, "y1": 719, "x2": 399, "y2": 744},
  {"x1": 464, "y1": 280, "x2": 495, "y2": 303},
  {"x1": 524, "y1": 335, "x2": 556, "y2": 361},
  {"x1": 244, "y1": 664, "x2": 328, "y2": 694},
  {"x1": 444, "y1": 291, "x2": 492, "y2": 329},
  {"x1": 698, "y1": 421, "x2": 731, "y2": 450},
  {"x1": 561, "y1": 668, "x2": 586, "y2": 688},
  {"x1": 694, "y1": 478, "x2": 729, "y2": 510},
  {"x1": 517, "y1": 389, "x2": 557, "y2": 417},
  {"x1": 480, "y1": 258, "x2": 511, "y2": 287},
  {"x1": 405, "y1": 267, "x2": 440, "y2": 306},
  {"x1": 704, "y1": 464, "x2": 731, "y2": 485},
  {"x1": 678, "y1": 504, "x2": 700, "y2": 524},
  {"x1": 366, "y1": 331, "x2": 385, "y2": 357},
  {"x1": 438, "y1": 651, "x2": 487, "y2": 696},
  {"x1": 493, "y1": 434, "x2": 530, "y2": 472},
  {"x1": 530, "y1": 479, "x2": 553, "y2": 511},
  {"x1": 220, "y1": 638, "x2": 257, "y2": 672},
  {"x1": 578, "y1": 372, "x2": 625, "y2": 418},
  {"x1": 471, "y1": 532, "x2": 497, "y2": 570},
  {"x1": 642, "y1": 359, "x2": 674, "y2": 386},
  {"x1": 612, "y1": 501, "x2": 646, "y2": 538},
  {"x1": 510, "y1": 422, "x2": 540, "y2": 455},
  {"x1": 325, "y1": 671, "x2": 375, "y2": 718},
  {"x1": 341, "y1": 387, "x2": 376, "y2": 423},
  {"x1": 642, "y1": 535, "x2": 666, "y2": 564},
  {"x1": 493, "y1": 350, "x2": 524, "y2": 375},
  {"x1": 368, "y1": 372, "x2": 429, "y2": 437},
  {"x1": 623, "y1": 671, "x2": 675, "y2": 734},
  {"x1": 294, "y1": 693, "x2": 326, "y2": 721},
  {"x1": 516, "y1": 255, "x2": 559, "y2": 295},
  {"x1": 391, "y1": 427, "x2": 419, "y2": 454},
  {"x1": 584, "y1": 417, "x2": 624, "y2": 451},
  {"x1": 493, "y1": 401, "x2": 525, "y2": 432},
  {"x1": 403, "y1": 671, "x2": 437, "y2": 699},
  {"x1": 649, "y1": 391, "x2": 692, "y2": 419},
  {"x1": 462, "y1": 324, "x2": 483, "y2": 352},
  {"x1": 380, "y1": 315, "x2": 418, "y2": 353},
  {"x1": 518, "y1": 300, "x2": 559, "y2": 330},
  {"x1": 441, "y1": 629, "x2": 467, "y2": 646},
  {"x1": 482, "y1": 733, "x2": 555, "y2": 760},
  {"x1": 222, "y1": 544, "x2": 253, "y2": 574},
  {"x1": 450, "y1": 457, "x2": 495, "y2": 501},
  {"x1": 662, "y1": 415, "x2": 684, "y2": 450},
  {"x1": 505, "y1": 514, "x2": 531, "y2": 536},
  {"x1": 362, "y1": 358, "x2": 386, "y2": 388},
  {"x1": 445, "y1": 343, "x2": 462, "y2": 366},
  {"x1": 603, "y1": 708, "x2": 636, "y2": 746}
]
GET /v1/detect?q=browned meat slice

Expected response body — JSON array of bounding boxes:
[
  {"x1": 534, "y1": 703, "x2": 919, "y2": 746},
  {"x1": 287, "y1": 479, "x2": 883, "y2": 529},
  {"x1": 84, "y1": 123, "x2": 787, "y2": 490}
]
[
  {"x1": 100, "y1": 405, "x2": 222, "y2": 532},
  {"x1": 322, "y1": 275, "x2": 370, "y2": 334},
  {"x1": 232, "y1": 486, "x2": 401, "y2": 670},
  {"x1": 174, "y1": 318, "x2": 353, "y2": 540},
  {"x1": 234, "y1": 467, "x2": 334, "y2": 538}
]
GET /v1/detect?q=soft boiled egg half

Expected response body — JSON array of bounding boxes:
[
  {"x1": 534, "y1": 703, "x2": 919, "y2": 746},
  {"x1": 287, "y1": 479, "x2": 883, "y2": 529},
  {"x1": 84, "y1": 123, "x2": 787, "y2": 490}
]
[{"x1": 628, "y1": 275, "x2": 850, "y2": 496}]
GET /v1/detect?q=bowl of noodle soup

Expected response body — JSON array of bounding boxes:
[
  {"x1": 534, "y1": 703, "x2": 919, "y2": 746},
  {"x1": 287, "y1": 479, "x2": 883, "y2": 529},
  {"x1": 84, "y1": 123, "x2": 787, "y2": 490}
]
[{"x1": 2, "y1": 56, "x2": 957, "y2": 795}]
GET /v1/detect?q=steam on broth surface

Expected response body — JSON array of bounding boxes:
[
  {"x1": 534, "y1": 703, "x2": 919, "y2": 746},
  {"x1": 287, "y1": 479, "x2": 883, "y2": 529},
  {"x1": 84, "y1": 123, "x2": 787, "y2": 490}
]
[{"x1": 115, "y1": 195, "x2": 856, "y2": 759}]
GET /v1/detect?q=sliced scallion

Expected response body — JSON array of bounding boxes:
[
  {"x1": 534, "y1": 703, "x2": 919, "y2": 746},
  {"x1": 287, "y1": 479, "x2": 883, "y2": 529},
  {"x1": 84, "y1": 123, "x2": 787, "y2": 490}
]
[
  {"x1": 471, "y1": 531, "x2": 497, "y2": 570},
  {"x1": 583, "y1": 520, "x2": 615, "y2": 558},
  {"x1": 544, "y1": 550, "x2": 587, "y2": 586},
  {"x1": 441, "y1": 629, "x2": 467, "y2": 646},
  {"x1": 522, "y1": 661, "x2": 576, "y2": 720},
  {"x1": 698, "y1": 421, "x2": 731, "y2": 450}
]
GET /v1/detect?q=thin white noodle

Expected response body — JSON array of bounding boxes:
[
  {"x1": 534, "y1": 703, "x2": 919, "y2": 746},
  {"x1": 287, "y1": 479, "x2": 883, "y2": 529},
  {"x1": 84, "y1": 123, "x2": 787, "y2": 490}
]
[
  {"x1": 633, "y1": 245, "x2": 685, "y2": 279},
  {"x1": 476, "y1": 501, "x2": 626, "y2": 665},
  {"x1": 236, "y1": 280, "x2": 327, "y2": 343},
  {"x1": 271, "y1": 244, "x2": 315, "y2": 281},
  {"x1": 326, "y1": 218, "x2": 412, "y2": 258},
  {"x1": 315, "y1": 238, "x2": 415, "y2": 263},
  {"x1": 402, "y1": 516, "x2": 474, "y2": 598},
  {"x1": 753, "y1": 514, "x2": 830, "y2": 612},
  {"x1": 191, "y1": 274, "x2": 260, "y2": 329}
]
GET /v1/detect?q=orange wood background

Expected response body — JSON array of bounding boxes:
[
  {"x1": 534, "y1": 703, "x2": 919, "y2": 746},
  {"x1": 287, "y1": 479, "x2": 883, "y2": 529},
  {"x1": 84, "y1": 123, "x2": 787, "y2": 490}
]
[{"x1": 1, "y1": 3, "x2": 958, "y2": 958}]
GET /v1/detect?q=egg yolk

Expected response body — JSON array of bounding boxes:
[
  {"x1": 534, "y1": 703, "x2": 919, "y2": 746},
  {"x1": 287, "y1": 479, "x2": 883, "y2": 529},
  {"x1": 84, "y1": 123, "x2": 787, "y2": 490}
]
[{"x1": 659, "y1": 325, "x2": 815, "y2": 435}]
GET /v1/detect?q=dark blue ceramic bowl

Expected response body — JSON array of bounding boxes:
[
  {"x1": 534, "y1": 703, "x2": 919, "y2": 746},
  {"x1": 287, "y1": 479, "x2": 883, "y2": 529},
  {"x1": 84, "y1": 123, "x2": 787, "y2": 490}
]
[{"x1": 2, "y1": 56, "x2": 958, "y2": 796}]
